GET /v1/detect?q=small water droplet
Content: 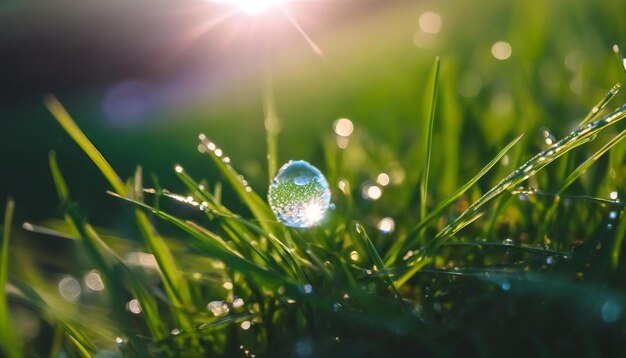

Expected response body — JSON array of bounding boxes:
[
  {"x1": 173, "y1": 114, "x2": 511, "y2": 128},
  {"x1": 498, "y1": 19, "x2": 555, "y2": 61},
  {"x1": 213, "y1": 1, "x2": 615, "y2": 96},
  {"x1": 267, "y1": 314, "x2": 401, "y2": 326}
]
[
  {"x1": 233, "y1": 297, "x2": 244, "y2": 308},
  {"x1": 241, "y1": 321, "x2": 251, "y2": 330},
  {"x1": 332, "y1": 302, "x2": 342, "y2": 312},
  {"x1": 300, "y1": 284, "x2": 313, "y2": 294},
  {"x1": 268, "y1": 161, "x2": 331, "y2": 228},
  {"x1": 501, "y1": 281, "x2": 511, "y2": 291},
  {"x1": 377, "y1": 217, "x2": 395, "y2": 234},
  {"x1": 349, "y1": 250, "x2": 359, "y2": 261},
  {"x1": 503, "y1": 238, "x2": 514, "y2": 245},
  {"x1": 609, "y1": 211, "x2": 619, "y2": 220},
  {"x1": 207, "y1": 301, "x2": 229, "y2": 316},
  {"x1": 546, "y1": 256, "x2": 555, "y2": 265},
  {"x1": 171, "y1": 328, "x2": 181, "y2": 335},
  {"x1": 58, "y1": 275, "x2": 82, "y2": 302}
]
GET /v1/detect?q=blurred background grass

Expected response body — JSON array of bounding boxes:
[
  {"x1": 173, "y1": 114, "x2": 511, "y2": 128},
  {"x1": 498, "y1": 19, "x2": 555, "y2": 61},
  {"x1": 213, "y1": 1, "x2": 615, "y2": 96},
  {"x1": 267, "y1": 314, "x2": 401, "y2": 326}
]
[{"x1": 2, "y1": 0, "x2": 625, "y2": 225}]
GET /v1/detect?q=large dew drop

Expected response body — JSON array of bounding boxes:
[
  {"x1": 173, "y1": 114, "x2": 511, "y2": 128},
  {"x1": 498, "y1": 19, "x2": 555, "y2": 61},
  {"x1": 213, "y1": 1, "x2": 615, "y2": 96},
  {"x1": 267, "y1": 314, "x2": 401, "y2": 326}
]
[{"x1": 268, "y1": 160, "x2": 331, "y2": 228}]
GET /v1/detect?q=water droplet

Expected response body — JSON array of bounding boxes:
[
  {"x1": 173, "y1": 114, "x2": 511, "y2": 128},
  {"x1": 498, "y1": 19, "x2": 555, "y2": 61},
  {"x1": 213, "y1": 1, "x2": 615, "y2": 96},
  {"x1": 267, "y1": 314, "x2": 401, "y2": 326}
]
[
  {"x1": 361, "y1": 183, "x2": 382, "y2": 200},
  {"x1": 171, "y1": 328, "x2": 181, "y2": 335},
  {"x1": 300, "y1": 284, "x2": 313, "y2": 294},
  {"x1": 601, "y1": 300, "x2": 622, "y2": 323},
  {"x1": 377, "y1": 217, "x2": 395, "y2": 234},
  {"x1": 501, "y1": 281, "x2": 511, "y2": 291},
  {"x1": 610, "y1": 191, "x2": 619, "y2": 200},
  {"x1": 233, "y1": 297, "x2": 244, "y2": 308},
  {"x1": 268, "y1": 161, "x2": 331, "y2": 228},
  {"x1": 333, "y1": 302, "x2": 342, "y2": 311},
  {"x1": 223, "y1": 281, "x2": 233, "y2": 290},
  {"x1": 546, "y1": 256, "x2": 555, "y2": 265},
  {"x1": 241, "y1": 321, "x2": 251, "y2": 330},
  {"x1": 502, "y1": 238, "x2": 514, "y2": 245},
  {"x1": 376, "y1": 173, "x2": 390, "y2": 186},
  {"x1": 84, "y1": 270, "x2": 105, "y2": 292},
  {"x1": 58, "y1": 275, "x2": 82, "y2": 302},
  {"x1": 207, "y1": 301, "x2": 229, "y2": 316},
  {"x1": 333, "y1": 118, "x2": 354, "y2": 137},
  {"x1": 609, "y1": 211, "x2": 619, "y2": 220},
  {"x1": 350, "y1": 250, "x2": 359, "y2": 261}
]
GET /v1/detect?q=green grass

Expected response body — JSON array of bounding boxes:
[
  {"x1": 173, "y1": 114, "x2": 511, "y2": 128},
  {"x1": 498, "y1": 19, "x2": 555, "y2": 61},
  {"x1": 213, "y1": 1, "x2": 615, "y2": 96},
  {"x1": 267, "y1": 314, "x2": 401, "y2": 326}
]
[
  {"x1": 3, "y1": 2, "x2": 626, "y2": 356},
  {"x1": 4, "y1": 65, "x2": 626, "y2": 356}
]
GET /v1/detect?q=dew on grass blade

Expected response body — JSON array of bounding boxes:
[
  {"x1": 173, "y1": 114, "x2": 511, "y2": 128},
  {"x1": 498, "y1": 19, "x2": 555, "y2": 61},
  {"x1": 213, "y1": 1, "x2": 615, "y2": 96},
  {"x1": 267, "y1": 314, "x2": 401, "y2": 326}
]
[{"x1": 268, "y1": 160, "x2": 331, "y2": 228}]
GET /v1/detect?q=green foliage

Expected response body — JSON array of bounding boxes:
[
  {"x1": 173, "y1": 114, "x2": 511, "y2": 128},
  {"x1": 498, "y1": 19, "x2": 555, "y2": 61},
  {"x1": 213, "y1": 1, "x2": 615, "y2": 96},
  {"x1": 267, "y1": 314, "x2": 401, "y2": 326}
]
[{"x1": 3, "y1": 3, "x2": 626, "y2": 356}]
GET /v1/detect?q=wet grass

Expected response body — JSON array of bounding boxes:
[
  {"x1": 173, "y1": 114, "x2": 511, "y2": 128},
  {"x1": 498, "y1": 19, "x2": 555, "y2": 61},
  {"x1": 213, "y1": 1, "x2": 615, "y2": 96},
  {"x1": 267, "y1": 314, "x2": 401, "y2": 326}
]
[{"x1": 2, "y1": 1, "x2": 626, "y2": 357}]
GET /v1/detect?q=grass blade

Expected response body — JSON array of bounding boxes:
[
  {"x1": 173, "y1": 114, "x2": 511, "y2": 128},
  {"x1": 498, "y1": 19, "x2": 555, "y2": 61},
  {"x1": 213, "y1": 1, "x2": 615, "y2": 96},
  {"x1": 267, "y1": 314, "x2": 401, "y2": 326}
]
[
  {"x1": 44, "y1": 95, "x2": 127, "y2": 196},
  {"x1": 353, "y1": 222, "x2": 401, "y2": 298},
  {"x1": 559, "y1": 128, "x2": 626, "y2": 193},
  {"x1": 264, "y1": 72, "x2": 280, "y2": 184},
  {"x1": 386, "y1": 133, "x2": 523, "y2": 264},
  {"x1": 395, "y1": 103, "x2": 626, "y2": 287},
  {"x1": 0, "y1": 198, "x2": 21, "y2": 358},
  {"x1": 45, "y1": 96, "x2": 194, "y2": 337},
  {"x1": 420, "y1": 57, "x2": 440, "y2": 223}
]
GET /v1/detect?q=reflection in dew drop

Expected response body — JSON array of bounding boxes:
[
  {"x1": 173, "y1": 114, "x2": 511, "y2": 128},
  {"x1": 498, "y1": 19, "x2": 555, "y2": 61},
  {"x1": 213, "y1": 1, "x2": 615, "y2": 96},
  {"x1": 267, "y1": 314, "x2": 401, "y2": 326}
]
[
  {"x1": 58, "y1": 275, "x2": 82, "y2": 302},
  {"x1": 376, "y1": 173, "x2": 390, "y2": 187},
  {"x1": 610, "y1": 191, "x2": 619, "y2": 200},
  {"x1": 268, "y1": 161, "x2": 331, "y2": 228},
  {"x1": 502, "y1": 238, "x2": 514, "y2": 245},
  {"x1": 377, "y1": 217, "x2": 395, "y2": 234}
]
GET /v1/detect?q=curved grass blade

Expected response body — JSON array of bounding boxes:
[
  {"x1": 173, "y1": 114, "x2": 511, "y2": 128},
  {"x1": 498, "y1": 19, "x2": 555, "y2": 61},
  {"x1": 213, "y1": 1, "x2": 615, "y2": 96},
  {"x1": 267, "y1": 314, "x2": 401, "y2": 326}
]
[
  {"x1": 0, "y1": 198, "x2": 21, "y2": 358},
  {"x1": 395, "y1": 104, "x2": 626, "y2": 287},
  {"x1": 49, "y1": 149, "x2": 170, "y2": 343},
  {"x1": 353, "y1": 222, "x2": 401, "y2": 298},
  {"x1": 538, "y1": 128, "x2": 626, "y2": 238},
  {"x1": 386, "y1": 133, "x2": 523, "y2": 265},
  {"x1": 578, "y1": 83, "x2": 620, "y2": 128},
  {"x1": 107, "y1": 191, "x2": 294, "y2": 289},
  {"x1": 45, "y1": 96, "x2": 194, "y2": 335},
  {"x1": 44, "y1": 95, "x2": 126, "y2": 196}
]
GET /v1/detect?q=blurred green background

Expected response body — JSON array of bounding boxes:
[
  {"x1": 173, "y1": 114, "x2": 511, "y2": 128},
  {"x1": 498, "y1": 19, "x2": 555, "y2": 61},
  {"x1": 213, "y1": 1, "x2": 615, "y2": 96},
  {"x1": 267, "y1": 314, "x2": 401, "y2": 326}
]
[{"x1": 1, "y1": 0, "x2": 625, "y2": 224}]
